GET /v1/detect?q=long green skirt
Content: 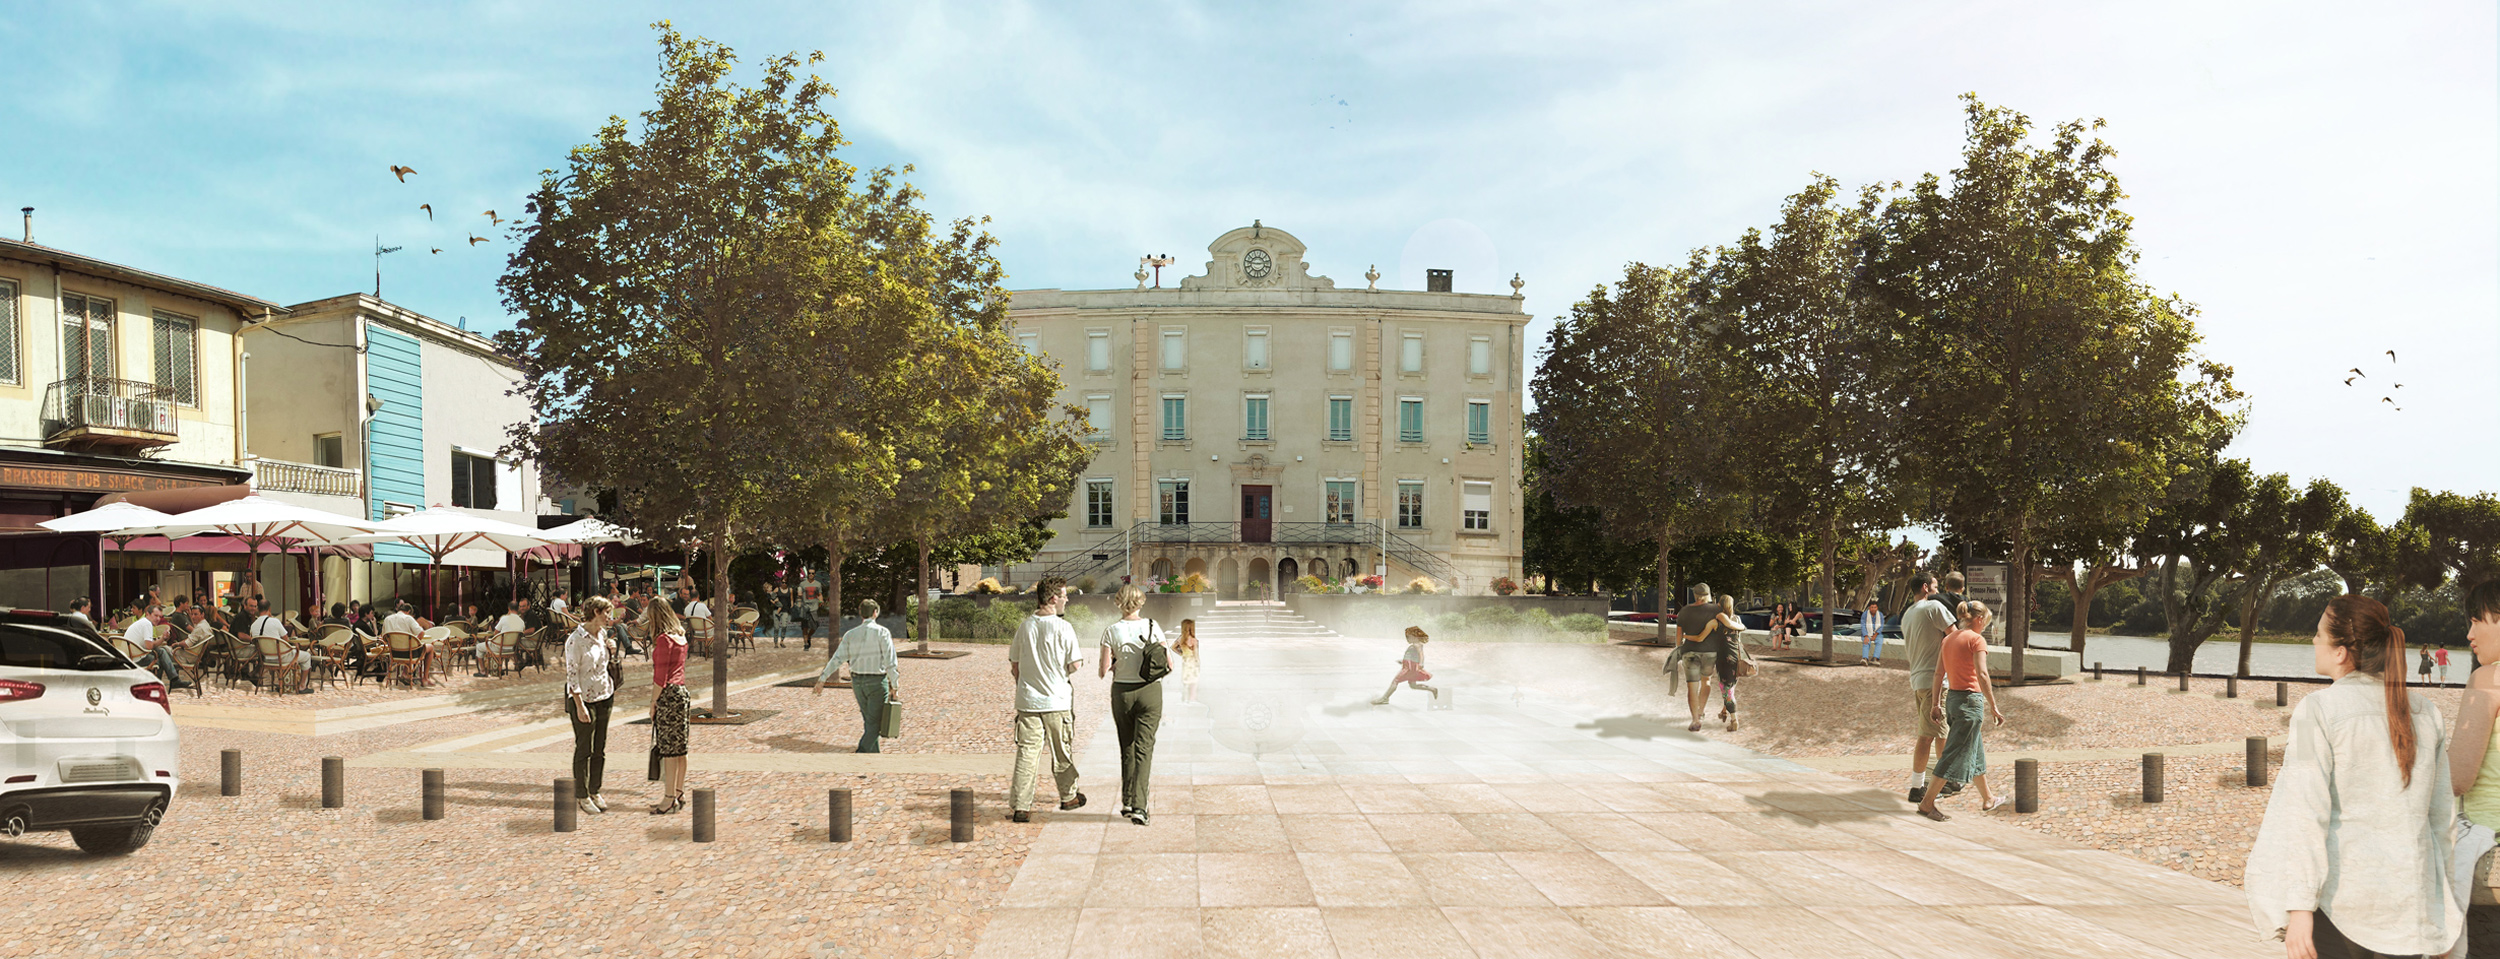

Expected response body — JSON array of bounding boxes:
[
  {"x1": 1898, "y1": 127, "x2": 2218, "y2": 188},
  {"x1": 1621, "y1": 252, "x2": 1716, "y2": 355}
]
[{"x1": 1929, "y1": 689, "x2": 1987, "y2": 785}]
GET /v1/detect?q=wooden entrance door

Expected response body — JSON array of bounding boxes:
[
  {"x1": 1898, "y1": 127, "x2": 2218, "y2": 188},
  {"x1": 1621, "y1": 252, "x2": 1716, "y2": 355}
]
[{"x1": 1240, "y1": 485, "x2": 1272, "y2": 543}]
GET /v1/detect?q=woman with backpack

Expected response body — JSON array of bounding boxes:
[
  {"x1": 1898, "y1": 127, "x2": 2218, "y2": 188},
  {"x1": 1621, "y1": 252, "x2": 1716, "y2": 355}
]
[{"x1": 1097, "y1": 585, "x2": 1170, "y2": 826}]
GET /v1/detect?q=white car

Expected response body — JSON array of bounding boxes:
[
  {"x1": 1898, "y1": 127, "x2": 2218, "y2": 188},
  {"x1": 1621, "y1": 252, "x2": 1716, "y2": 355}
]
[{"x1": 0, "y1": 609, "x2": 178, "y2": 855}]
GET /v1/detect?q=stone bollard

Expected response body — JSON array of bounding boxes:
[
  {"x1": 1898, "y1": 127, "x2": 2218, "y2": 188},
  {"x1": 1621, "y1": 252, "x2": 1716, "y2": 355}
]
[
  {"x1": 2136, "y1": 666, "x2": 2146, "y2": 686},
  {"x1": 2143, "y1": 753, "x2": 2164, "y2": 803},
  {"x1": 2277, "y1": 682, "x2": 2288, "y2": 707},
  {"x1": 828, "y1": 788, "x2": 852, "y2": 843},
  {"x1": 2014, "y1": 758, "x2": 2039, "y2": 814},
  {"x1": 692, "y1": 788, "x2": 716, "y2": 842},
  {"x1": 2093, "y1": 661, "x2": 2103, "y2": 681},
  {"x1": 2248, "y1": 736, "x2": 2269, "y2": 787},
  {"x1": 950, "y1": 788, "x2": 975, "y2": 843},
  {"x1": 2227, "y1": 675, "x2": 2238, "y2": 699},
  {"x1": 422, "y1": 769, "x2": 445, "y2": 820},
  {"x1": 220, "y1": 748, "x2": 242, "y2": 796},
  {"x1": 554, "y1": 778, "x2": 576, "y2": 833},
  {"x1": 2177, "y1": 671, "x2": 2189, "y2": 692},
  {"x1": 322, "y1": 757, "x2": 344, "y2": 809}
]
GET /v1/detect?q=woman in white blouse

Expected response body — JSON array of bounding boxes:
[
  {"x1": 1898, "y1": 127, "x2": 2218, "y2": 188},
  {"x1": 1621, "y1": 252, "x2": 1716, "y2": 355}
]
[
  {"x1": 1096, "y1": 586, "x2": 1167, "y2": 827},
  {"x1": 563, "y1": 597, "x2": 621, "y2": 816},
  {"x1": 2247, "y1": 595, "x2": 2461, "y2": 958}
]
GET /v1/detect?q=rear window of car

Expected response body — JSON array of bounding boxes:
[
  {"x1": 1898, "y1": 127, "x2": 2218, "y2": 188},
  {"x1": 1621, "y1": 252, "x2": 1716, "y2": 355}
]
[{"x1": 0, "y1": 623, "x2": 130, "y2": 671}]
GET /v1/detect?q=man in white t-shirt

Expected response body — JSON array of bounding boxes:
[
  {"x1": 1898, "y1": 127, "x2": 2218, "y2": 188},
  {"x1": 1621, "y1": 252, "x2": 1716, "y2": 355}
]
[
  {"x1": 247, "y1": 596, "x2": 313, "y2": 692},
  {"x1": 1897, "y1": 572, "x2": 1953, "y2": 804},
  {"x1": 123, "y1": 606, "x2": 185, "y2": 688},
  {"x1": 549, "y1": 589, "x2": 570, "y2": 615},
  {"x1": 1006, "y1": 577, "x2": 1084, "y2": 822}
]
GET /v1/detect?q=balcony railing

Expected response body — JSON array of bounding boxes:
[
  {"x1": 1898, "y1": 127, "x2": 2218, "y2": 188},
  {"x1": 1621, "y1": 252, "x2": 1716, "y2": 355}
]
[
  {"x1": 41, "y1": 377, "x2": 178, "y2": 451},
  {"x1": 253, "y1": 458, "x2": 362, "y2": 498},
  {"x1": 1039, "y1": 521, "x2": 1464, "y2": 591}
]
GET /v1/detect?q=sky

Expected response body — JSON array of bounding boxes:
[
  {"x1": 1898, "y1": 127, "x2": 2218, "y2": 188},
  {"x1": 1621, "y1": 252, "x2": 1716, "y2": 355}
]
[{"x1": 1, "y1": 1, "x2": 2492, "y2": 523}]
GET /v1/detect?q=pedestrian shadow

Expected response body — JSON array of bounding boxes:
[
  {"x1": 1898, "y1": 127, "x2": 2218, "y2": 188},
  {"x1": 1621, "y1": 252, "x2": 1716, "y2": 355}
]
[
  {"x1": 1739, "y1": 790, "x2": 1901, "y2": 823},
  {"x1": 1577, "y1": 714, "x2": 1694, "y2": 741},
  {"x1": 757, "y1": 733, "x2": 842, "y2": 754}
]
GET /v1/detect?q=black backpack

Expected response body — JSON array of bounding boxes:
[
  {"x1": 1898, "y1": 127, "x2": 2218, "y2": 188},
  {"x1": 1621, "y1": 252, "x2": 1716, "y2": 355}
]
[{"x1": 1136, "y1": 621, "x2": 1172, "y2": 683}]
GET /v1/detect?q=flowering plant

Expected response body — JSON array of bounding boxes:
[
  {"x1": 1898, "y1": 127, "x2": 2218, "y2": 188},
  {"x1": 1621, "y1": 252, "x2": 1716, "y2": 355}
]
[
  {"x1": 1491, "y1": 576, "x2": 1519, "y2": 596},
  {"x1": 1360, "y1": 574, "x2": 1385, "y2": 590}
]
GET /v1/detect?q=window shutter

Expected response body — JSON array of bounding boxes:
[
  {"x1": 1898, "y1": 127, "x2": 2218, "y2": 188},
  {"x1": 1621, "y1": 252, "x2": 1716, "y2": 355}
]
[
  {"x1": 1088, "y1": 332, "x2": 1111, "y2": 371},
  {"x1": 1463, "y1": 482, "x2": 1492, "y2": 514},
  {"x1": 493, "y1": 458, "x2": 519, "y2": 511},
  {"x1": 1245, "y1": 331, "x2": 1269, "y2": 369},
  {"x1": 1400, "y1": 335, "x2": 1423, "y2": 372},
  {"x1": 1162, "y1": 332, "x2": 1186, "y2": 370},
  {"x1": 1328, "y1": 333, "x2": 1353, "y2": 371},
  {"x1": 451, "y1": 453, "x2": 473, "y2": 507},
  {"x1": 0, "y1": 280, "x2": 18, "y2": 384}
]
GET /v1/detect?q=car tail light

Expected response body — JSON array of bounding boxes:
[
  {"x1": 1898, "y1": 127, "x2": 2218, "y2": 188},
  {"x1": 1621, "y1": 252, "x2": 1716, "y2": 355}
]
[
  {"x1": 3, "y1": 775, "x2": 30, "y2": 784},
  {"x1": 0, "y1": 679, "x2": 41, "y2": 703},
  {"x1": 130, "y1": 682, "x2": 170, "y2": 713}
]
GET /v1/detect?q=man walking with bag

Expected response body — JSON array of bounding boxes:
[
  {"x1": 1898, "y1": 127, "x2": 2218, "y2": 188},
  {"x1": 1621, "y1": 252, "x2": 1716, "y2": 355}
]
[
  {"x1": 1008, "y1": 577, "x2": 1085, "y2": 823},
  {"x1": 1898, "y1": 572, "x2": 1954, "y2": 804},
  {"x1": 813, "y1": 598, "x2": 898, "y2": 754}
]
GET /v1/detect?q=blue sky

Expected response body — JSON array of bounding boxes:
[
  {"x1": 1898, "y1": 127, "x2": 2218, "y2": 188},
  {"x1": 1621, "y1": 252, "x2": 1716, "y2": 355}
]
[{"x1": 2, "y1": 1, "x2": 2492, "y2": 522}]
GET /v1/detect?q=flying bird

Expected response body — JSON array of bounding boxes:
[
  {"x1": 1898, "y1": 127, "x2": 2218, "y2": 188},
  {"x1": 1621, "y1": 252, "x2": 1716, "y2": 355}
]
[
  {"x1": 2383, "y1": 397, "x2": 2401, "y2": 410},
  {"x1": 2344, "y1": 376, "x2": 2358, "y2": 386},
  {"x1": 2386, "y1": 350, "x2": 2398, "y2": 362},
  {"x1": 2394, "y1": 383, "x2": 2404, "y2": 389},
  {"x1": 466, "y1": 235, "x2": 487, "y2": 246},
  {"x1": 419, "y1": 204, "x2": 432, "y2": 220},
  {"x1": 2347, "y1": 368, "x2": 2366, "y2": 378},
  {"x1": 482, "y1": 210, "x2": 501, "y2": 226},
  {"x1": 429, "y1": 247, "x2": 442, "y2": 254},
  {"x1": 389, "y1": 165, "x2": 416, "y2": 182}
]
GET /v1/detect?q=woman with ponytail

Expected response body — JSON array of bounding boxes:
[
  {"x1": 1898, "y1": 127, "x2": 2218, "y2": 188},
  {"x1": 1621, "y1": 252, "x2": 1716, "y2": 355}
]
[{"x1": 2248, "y1": 595, "x2": 2461, "y2": 958}]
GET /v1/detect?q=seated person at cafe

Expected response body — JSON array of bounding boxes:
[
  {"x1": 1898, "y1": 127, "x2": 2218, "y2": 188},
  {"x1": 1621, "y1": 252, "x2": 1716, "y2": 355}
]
[
  {"x1": 123, "y1": 606, "x2": 190, "y2": 690},
  {"x1": 246, "y1": 596, "x2": 313, "y2": 693}
]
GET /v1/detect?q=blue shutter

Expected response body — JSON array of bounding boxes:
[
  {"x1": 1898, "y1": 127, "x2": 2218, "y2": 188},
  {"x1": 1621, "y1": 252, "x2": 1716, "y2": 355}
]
[{"x1": 365, "y1": 325, "x2": 427, "y2": 564}]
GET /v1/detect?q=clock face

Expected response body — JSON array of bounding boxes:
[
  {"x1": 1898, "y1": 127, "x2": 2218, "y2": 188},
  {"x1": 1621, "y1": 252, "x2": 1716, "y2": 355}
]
[{"x1": 1242, "y1": 248, "x2": 1273, "y2": 279}]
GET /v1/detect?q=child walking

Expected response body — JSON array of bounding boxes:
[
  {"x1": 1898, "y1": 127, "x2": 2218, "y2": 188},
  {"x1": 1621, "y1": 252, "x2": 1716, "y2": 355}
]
[
  {"x1": 1373, "y1": 625, "x2": 1438, "y2": 705},
  {"x1": 1176, "y1": 619, "x2": 1201, "y2": 704}
]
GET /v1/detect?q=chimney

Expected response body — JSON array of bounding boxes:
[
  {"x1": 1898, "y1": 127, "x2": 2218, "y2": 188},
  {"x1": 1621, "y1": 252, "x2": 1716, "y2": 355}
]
[
  {"x1": 1426, "y1": 269, "x2": 1452, "y2": 293},
  {"x1": 19, "y1": 208, "x2": 30, "y2": 243}
]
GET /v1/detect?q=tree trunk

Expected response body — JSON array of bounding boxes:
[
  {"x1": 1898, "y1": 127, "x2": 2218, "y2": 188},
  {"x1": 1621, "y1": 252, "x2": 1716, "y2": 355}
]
[
  {"x1": 2008, "y1": 526, "x2": 2032, "y2": 684},
  {"x1": 708, "y1": 526, "x2": 732, "y2": 717},
  {"x1": 1654, "y1": 529, "x2": 1675, "y2": 646},
  {"x1": 2067, "y1": 568, "x2": 2091, "y2": 660},
  {"x1": 915, "y1": 535, "x2": 934, "y2": 654},
  {"x1": 823, "y1": 541, "x2": 844, "y2": 663},
  {"x1": 1818, "y1": 513, "x2": 1839, "y2": 662},
  {"x1": 2235, "y1": 569, "x2": 2279, "y2": 679}
]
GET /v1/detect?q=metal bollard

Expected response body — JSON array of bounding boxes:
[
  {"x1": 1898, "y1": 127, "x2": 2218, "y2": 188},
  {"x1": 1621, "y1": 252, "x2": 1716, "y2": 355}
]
[
  {"x1": 2136, "y1": 666, "x2": 2146, "y2": 686},
  {"x1": 829, "y1": 788, "x2": 852, "y2": 843},
  {"x1": 2227, "y1": 675, "x2": 2238, "y2": 699},
  {"x1": 2277, "y1": 682, "x2": 2288, "y2": 707},
  {"x1": 220, "y1": 748, "x2": 242, "y2": 796},
  {"x1": 2093, "y1": 661, "x2": 2103, "y2": 681},
  {"x1": 2014, "y1": 758, "x2": 2039, "y2": 813},
  {"x1": 2177, "y1": 670, "x2": 2189, "y2": 692},
  {"x1": 554, "y1": 778, "x2": 576, "y2": 833},
  {"x1": 2143, "y1": 753, "x2": 2164, "y2": 803},
  {"x1": 322, "y1": 756, "x2": 344, "y2": 809},
  {"x1": 692, "y1": 788, "x2": 716, "y2": 842},
  {"x1": 2247, "y1": 736, "x2": 2269, "y2": 787},
  {"x1": 422, "y1": 769, "x2": 444, "y2": 820},
  {"x1": 950, "y1": 788, "x2": 975, "y2": 843}
]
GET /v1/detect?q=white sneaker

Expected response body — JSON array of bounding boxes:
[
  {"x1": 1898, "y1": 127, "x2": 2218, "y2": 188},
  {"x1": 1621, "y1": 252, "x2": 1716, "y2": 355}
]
[
  {"x1": 589, "y1": 794, "x2": 608, "y2": 812},
  {"x1": 579, "y1": 797, "x2": 602, "y2": 815},
  {"x1": 1371, "y1": 696, "x2": 1390, "y2": 705}
]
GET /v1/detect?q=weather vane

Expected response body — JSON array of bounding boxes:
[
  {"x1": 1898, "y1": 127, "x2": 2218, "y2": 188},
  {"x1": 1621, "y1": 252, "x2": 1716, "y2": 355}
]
[
  {"x1": 1141, "y1": 253, "x2": 1177, "y2": 289},
  {"x1": 374, "y1": 236, "x2": 403, "y2": 298}
]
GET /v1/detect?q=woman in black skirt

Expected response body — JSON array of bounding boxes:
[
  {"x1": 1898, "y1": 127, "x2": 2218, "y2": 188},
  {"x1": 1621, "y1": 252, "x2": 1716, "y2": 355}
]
[{"x1": 643, "y1": 600, "x2": 691, "y2": 814}]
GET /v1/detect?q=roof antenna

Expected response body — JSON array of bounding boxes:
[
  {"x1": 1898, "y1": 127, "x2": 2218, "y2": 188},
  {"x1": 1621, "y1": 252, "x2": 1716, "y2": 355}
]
[{"x1": 373, "y1": 235, "x2": 403, "y2": 298}]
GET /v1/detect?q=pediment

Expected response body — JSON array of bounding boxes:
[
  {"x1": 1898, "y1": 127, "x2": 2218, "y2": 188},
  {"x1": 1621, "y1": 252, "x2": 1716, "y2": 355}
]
[{"x1": 1179, "y1": 221, "x2": 1337, "y2": 292}]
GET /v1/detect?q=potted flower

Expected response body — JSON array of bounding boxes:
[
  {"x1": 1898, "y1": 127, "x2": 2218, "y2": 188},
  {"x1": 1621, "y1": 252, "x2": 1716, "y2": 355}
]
[
  {"x1": 968, "y1": 577, "x2": 1004, "y2": 608},
  {"x1": 1491, "y1": 576, "x2": 1519, "y2": 596}
]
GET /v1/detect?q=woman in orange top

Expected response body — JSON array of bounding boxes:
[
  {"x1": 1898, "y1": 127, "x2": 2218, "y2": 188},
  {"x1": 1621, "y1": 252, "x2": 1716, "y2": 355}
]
[{"x1": 1918, "y1": 600, "x2": 2007, "y2": 821}]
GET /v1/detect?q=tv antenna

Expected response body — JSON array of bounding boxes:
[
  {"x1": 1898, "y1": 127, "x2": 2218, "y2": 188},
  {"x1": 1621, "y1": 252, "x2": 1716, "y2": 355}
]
[
  {"x1": 374, "y1": 236, "x2": 403, "y2": 298},
  {"x1": 1141, "y1": 253, "x2": 1176, "y2": 288}
]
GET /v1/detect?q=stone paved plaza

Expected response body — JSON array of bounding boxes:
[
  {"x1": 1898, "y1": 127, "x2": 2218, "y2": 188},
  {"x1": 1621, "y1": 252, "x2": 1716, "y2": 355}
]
[{"x1": 0, "y1": 620, "x2": 2278, "y2": 958}]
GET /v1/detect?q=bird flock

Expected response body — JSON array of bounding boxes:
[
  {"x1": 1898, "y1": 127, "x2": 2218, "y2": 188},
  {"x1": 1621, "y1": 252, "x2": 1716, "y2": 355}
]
[
  {"x1": 2345, "y1": 349, "x2": 2403, "y2": 412},
  {"x1": 387, "y1": 165, "x2": 497, "y2": 251}
]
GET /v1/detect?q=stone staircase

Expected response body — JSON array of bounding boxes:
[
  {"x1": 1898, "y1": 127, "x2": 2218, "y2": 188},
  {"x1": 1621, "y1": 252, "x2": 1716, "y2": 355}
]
[{"x1": 1186, "y1": 601, "x2": 1344, "y2": 648}]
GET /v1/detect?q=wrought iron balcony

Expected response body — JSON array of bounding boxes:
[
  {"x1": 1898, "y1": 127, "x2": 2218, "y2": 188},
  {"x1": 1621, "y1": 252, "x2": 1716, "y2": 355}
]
[
  {"x1": 252, "y1": 457, "x2": 362, "y2": 498},
  {"x1": 41, "y1": 377, "x2": 178, "y2": 452}
]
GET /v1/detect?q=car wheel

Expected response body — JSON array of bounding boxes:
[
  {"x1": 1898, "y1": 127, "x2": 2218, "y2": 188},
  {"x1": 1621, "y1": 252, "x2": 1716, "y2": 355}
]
[{"x1": 70, "y1": 822, "x2": 154, "y2": 855}]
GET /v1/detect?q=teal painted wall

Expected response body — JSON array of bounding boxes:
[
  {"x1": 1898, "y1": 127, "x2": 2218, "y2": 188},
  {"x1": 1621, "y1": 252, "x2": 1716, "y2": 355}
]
[{"x1": 365, "y1": 324, "x2": 427, "y2": 564}]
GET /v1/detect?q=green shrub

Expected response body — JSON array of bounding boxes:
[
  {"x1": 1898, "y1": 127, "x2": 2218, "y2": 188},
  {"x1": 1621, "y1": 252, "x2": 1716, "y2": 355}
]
[
  {"x1": 1557, "y1": 613, "x2": 1606, "y2": 633},
  {"x1": 1428, "y1": 611, "x2": 1469, "y2": 637},
  {"x1": 1466, "y1": 606, "x2": 1522, "y2": 630},
  {"x1": 1062, "y1": 602, "x2": 1102, "y2": 639},
  {"x1": 1518, "y1": 608, "x2": 1555, "y2": 633}
]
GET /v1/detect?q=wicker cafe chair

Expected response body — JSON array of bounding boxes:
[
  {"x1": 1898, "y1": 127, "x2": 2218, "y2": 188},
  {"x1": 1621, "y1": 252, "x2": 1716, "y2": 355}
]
[
  {"x1": 731, "y1": 608, "x2": 760, "y2": 651},
  {"x1": 310, "y1": 627, "x2": 353, "y2": 688},
  {"x1": 479, "y1": 631, "x2": 520, "y2": 677},
  {"x1": 686, "y1": 617, "x2": 715, "y2": 658},
  {"x1": 254, "y1": 635, "x2": 307, "y2": 694},
  {"x1": 110, "y1": 636, "x2": 148, "y2": 663},
  {"x1": 164, "y1": 643, "x2": 205, "y2": 697},
  {"x1": 381, "y1": 631, "x2": 426, "y2": 688},
  {"x1": 513, "y1": 630, "x2": 545, "y2": 675},
  {"x1": 422, "y1": 625, "x2": 462, "y2": 678}
]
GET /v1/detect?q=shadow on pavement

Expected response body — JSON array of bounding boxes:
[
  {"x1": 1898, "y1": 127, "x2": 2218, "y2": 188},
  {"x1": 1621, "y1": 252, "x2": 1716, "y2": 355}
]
[{"x1": 1576, "y1": 713, "x2": 1699, "y2": 741}]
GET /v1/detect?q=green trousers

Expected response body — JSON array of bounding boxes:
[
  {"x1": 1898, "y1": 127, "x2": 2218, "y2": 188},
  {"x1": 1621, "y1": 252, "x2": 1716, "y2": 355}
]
[{"x1": 1111, "y1": 680, "x2": 1164, "y2": 813}]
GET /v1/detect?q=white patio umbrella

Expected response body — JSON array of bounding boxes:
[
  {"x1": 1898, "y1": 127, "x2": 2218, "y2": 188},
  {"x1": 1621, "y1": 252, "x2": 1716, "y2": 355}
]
[
  {"x1": 122, "y1": 495, "x2": 378, "y2": 616},
  {"x1": 537, "y1": 516, "x2": 640, "y2": 600},
  {"x1": 42, "y1": 502, "x2": 181, "y2": 608},
  {"x1": 341, "y1": 508, "x2": 570, "y2": 616}
]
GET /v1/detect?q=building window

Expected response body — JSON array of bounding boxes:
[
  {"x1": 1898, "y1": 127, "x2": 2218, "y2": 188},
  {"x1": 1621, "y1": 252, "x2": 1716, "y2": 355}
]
[
  {"x1": 1469, "y1": 336, "x2": 1492, "y2": 376},
  {"x1": 1161, "y1": 395, "x2": 1187, "y2": 441},
  {"x1": 1087, "y1": 331, "x2": 1111, "y2": 372},
  {"x1": 1016, "y1": 331, "x2": 1040, "y2": 356},
  {"x1": 1397, "y1": 480, "x2": 1425, "y2": 529},
  {"x1": 1400, "y1": 333, "x2": 1424, "y2": 373},
  {"x1": 1244, "y1": 395, "x2": 1269, "y2": 441},
  {"x1": 61, "y1": 292, "x2": 113, "y2": 382},
  {"x1": 1086, "y1": 479, "x2": 1115, "y2": 528},
  {"x1": 313, "y1": 433, "x2": 345, "y2": 468},
  {"x1": 1325, "y1": 480, "x2": 1357, "y2": 525},
  {"x1": 151, "y1": 312, "x2": 198, "y2": 406},
  {"x1": 451, "y1": 451, "x2": 500, "y2": 510},
  {"x1": 1398, "y1": 398, "x2": 1424, "y2": 444},
  {"x1": 1244, "y1": 329, "x2": 1269, "y2": 370},
  {"x1": 1085, "y1": 395, "x2": 1113, "y2": 438},
  {"x1": 1158, "y1": 480, "x2": 1190, "y2": 525},
  {"x1": 1466, "y1": 400, "x2": 1491, "y2": 445},
  {"x1": 1161, "y1": 330, "x2": 1186, "y2": 370},
  {"x1": 0, "y1": 278, "x2": 19, "y2": 385},
  {"x1": 1327, "y1": 395, "x2": 1353, "y2": 442},
  {"x1": 1463, "y1": 481, "x2": 1493, "y2": 532},
  {"x1": 1328, "y1": 331, "x2": 1353, "y2": 371}
]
